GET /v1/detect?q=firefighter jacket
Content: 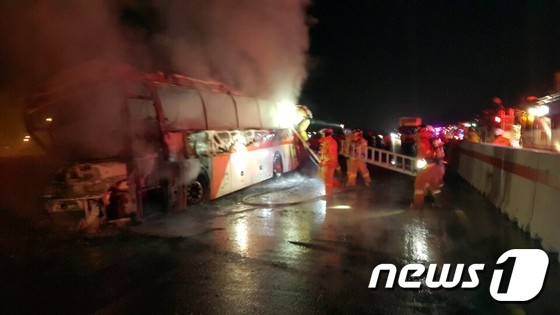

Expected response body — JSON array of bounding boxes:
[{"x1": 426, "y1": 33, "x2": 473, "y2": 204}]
[
  {"x1": 319, "y1": 136, "x2": 338, "y2": 167},
  {"x1": 466, "y1": 130, "x2": 480, "y2": 143},
  {"x1": 492, "y1": 135, "x2": 511, "y2": 146},
  {"x1": 348, "y1": 137, "x2": 368, "y2": 160},
  {"x1": 417, "y1": 137, "x2": 445, "y2": 164},
  {"x1": 341, "y1": 135, "x2": 352, "y2": 156}
]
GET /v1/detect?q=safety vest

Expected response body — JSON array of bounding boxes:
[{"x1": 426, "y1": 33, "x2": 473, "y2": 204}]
[
  {"x1": 319, "y1": 136, "x2": 338, "y2": 167},
  {"x1": 349, "y1": 138, "x2": 367, "y2": 160},
  {"x1": 417, "y1": 137, "x2": 445, "y2": 162},
  {"x1": 492, "y1": 136, "x2": 511, "y2": 146}
]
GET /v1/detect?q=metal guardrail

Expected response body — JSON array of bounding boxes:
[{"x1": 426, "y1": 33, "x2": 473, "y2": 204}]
[{"x1": 341, "y1": 142, "x2": 418, "y2": 176}]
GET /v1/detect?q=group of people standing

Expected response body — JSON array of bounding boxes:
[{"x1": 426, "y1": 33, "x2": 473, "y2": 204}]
[
  {"x1": 465, "y1": 127, "x2": 511, "y2": 146},
  {"x1": 315, "y1": 125, "x2": 446, "y2": 210},
  {"x1": 316, "y1": 128, "x2": 372, "y2": 195}
]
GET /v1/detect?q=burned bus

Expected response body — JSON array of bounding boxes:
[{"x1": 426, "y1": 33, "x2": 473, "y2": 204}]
[{"x1": 24, "y1": 61, "x2": 304, "y2": 227}]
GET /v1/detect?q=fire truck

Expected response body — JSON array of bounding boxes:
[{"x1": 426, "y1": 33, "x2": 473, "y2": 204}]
[
  {"x1": 24, "y1": 61, "x2": 305, "y2": 226},
  {"x1": 398, "y1": 117, "x2": 422, "y2": 156}
]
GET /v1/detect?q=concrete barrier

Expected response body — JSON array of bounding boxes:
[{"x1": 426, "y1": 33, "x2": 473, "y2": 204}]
[
  {"x1": 453, "y1": 142, "x2": 560, "y2": 253},
  {"x1": 531, "y1": 153, "x2": 560, "y2": 251}
]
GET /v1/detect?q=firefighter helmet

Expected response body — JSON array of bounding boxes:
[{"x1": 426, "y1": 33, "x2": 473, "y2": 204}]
[
  {"x1": 418, "y1": 125, "x2": 434, "y2": 139},
  {"x1": 320, "y1": 128, "x2": 333, "y2": 136},
  {"x1": 296, "y1": 105, "x2": 313, "y2": 119}
]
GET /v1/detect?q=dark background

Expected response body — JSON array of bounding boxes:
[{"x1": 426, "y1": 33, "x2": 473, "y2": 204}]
[
  {"x1": 3, "y1": 1, "x2": 560, "y2": 148},
  {"x1": 300, "y1": 0, "x2": 560, "y2": 131}
]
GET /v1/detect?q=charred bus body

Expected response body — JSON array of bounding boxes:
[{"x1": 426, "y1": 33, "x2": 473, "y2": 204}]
[{"x1": 24, "y1": 62, "x2": 303, "y2": 227}]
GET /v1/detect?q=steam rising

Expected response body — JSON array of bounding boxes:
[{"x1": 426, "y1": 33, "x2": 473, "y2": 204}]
[
  {"x1": 154, "y1": 0, "x2": 310, "y2": 102},
  {"x1": 0, "y1": 0, "x2": 310, "y2": 101},
  {"x1": 0, "y1": 0, "x2": 311, "y2": 153}
]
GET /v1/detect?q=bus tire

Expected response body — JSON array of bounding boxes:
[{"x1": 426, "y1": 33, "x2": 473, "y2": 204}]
[
  {"x1": 187, "y1": 174, "x2": 209, "y2": 204},
  {"x1": 273, "y1": 153, "x2": 283, "y2": 178}
]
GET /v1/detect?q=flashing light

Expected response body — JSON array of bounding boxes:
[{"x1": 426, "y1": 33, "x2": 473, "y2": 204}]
[
  {"x1": 340, "y1": 124, "x2": 345, "y2": 129},
  {"x1": 45, "y1": 117, "x2": 53, "y2": 122},
  {"x1": 277, "y1": 100, "x2": 299, "y2": 128},
  {"x1": 494, "y1": 116, "x2": 502, "y2": 123},
  {"x1": 24, "y1": 135, "x2": 30, "y2": 139},
  {"x1": 390, "y1": 132, "x2": 399, "y2": 140},
  {"x1": 471, "y1": 123, "x2": 477, "y2": 127},
  {"x1": 527, "y1": 105, "x2": 549, "y2": 117},
  {"x1": 416, "y1": 159, "x2": 427, "y2": 169},
  {"x1": 23, "y1": 138, "x2": 30, "y2": 142},
  {"x1": 328, "y1": 205, "x2": 352, "y2": 210},
  {"x1": 528, "y1": 115, "x2": 535, "y2": 123},
  {"x1": 526, "y1": 96, "x2": 538, "y2": 102}
]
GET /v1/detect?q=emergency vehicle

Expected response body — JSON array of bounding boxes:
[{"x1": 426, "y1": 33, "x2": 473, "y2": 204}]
[
  {"x1": 398, "y1": 117, "x2": 422, "y2": 156},
  {"x1": 520, "y1": 93, "x2": 560, "y2": 151},
  {"x1": 24, "y1": 61, "x2": 304, "y2": 224}
]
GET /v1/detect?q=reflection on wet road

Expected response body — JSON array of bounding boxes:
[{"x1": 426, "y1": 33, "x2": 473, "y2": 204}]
[
  {"x1": 1, "y1": 159, "x2": 559, "y2": 313},
  {"x1": 130, "y1": 169, "x2": 559, "y2": 314}
]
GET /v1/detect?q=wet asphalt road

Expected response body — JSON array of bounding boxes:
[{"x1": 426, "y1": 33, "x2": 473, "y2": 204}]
[{"x1": 1, "y1": 157, "x2": 559, "y2": 314}]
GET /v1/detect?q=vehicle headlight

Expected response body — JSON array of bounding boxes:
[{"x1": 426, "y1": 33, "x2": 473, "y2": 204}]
[{"x1": 416, "y1": 159, "x2": 427, "y2": 169}]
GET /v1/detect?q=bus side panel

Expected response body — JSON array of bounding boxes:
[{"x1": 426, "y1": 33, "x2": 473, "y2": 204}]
[
  {"x1": 280, "y1": 143, "x2": 299, "y2": 172},
  {"x1": 250, "y1": 147, "x2": 274, "y2": 184},
  {"x1": 230, "y1": 151, "x2": 251, "y2": 191},
  {"x1": 211, "y1": 155, "x2": 232, "y2": 199}
]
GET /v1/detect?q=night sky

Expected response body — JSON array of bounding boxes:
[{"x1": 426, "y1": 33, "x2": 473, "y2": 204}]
[{"x1": 300, "y1": 1, "x2": 560, "y2": 132}]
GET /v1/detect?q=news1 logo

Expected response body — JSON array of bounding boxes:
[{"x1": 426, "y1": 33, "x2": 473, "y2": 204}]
[{"x1": 368, "y1": 249, "x2": 549, "y2": 302}]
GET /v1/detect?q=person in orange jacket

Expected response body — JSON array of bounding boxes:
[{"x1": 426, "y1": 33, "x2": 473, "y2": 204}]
[
  {"x1": 346, "y1": 129, "x2": 371, "y2": 186},
  {"x1": 318, "y1": 128, "x2": 338, "y2": 195},
  {"x1": 492, "y1": 128, "x2": 511, "y2": 146}
]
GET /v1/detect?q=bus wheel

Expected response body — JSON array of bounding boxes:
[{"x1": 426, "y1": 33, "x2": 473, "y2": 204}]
[
  {"x1": 187, "y1": 175, "x2": 209, "y2": 204},
  {"x1": 273, "y1": 154, "x2": 283, "y2": 178}
]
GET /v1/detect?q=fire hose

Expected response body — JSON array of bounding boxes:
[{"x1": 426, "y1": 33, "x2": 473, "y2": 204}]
[
  {"x1": 239, "y1": 128, "x2": 324, "y2": 207},
  {"x1": 291, "y1": 127, "x2": 321, "y2": 166}
]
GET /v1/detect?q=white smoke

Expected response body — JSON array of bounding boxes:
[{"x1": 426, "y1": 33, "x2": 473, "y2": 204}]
[
  {"x1": 0, "y1": 1, "x2": 133, "y2": 88},
  {"x1": 153, "y1": 0, "x2": 311, "y2": 103},
  {"x1": 0, "y1": 0, "x2": 312, "y2": 156},
  {"x1": 1, "y1": 1, "x2": 311, "y2": 97}
]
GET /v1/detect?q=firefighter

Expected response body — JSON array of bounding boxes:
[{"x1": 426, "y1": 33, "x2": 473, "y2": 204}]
[
  {"x1": 346, "y1": 129, "x2": 371, "y2": 186},
  {"x1": 465, "y1": 127, "x2": 480, "y2": 143},
  {"x1": 295, "y1": 105, "x2": 313, "y2": 141},
  {"x1": 339, "y1": 128, "x2": 352, "y2": 180},
  {"x1": 318, "y1": 128, "x2": 338, "y2": 195},
  {"x1": 412, "y1": 125, "x2": 446, "y2": 209},
  {"x1": 492, "y1": 128, "x2": 511, "y2": 146}
]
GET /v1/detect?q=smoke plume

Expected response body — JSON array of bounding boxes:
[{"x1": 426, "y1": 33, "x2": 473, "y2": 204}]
[
  {"x1": 152, "y1": 0, "x2": 310, "y2": 102},
  {"x1": 0, "y1": 0, "x2": 310, "y2": 100},
  {"x1": 0, "y1": 0, "x2": 311, "y2": 152}
]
